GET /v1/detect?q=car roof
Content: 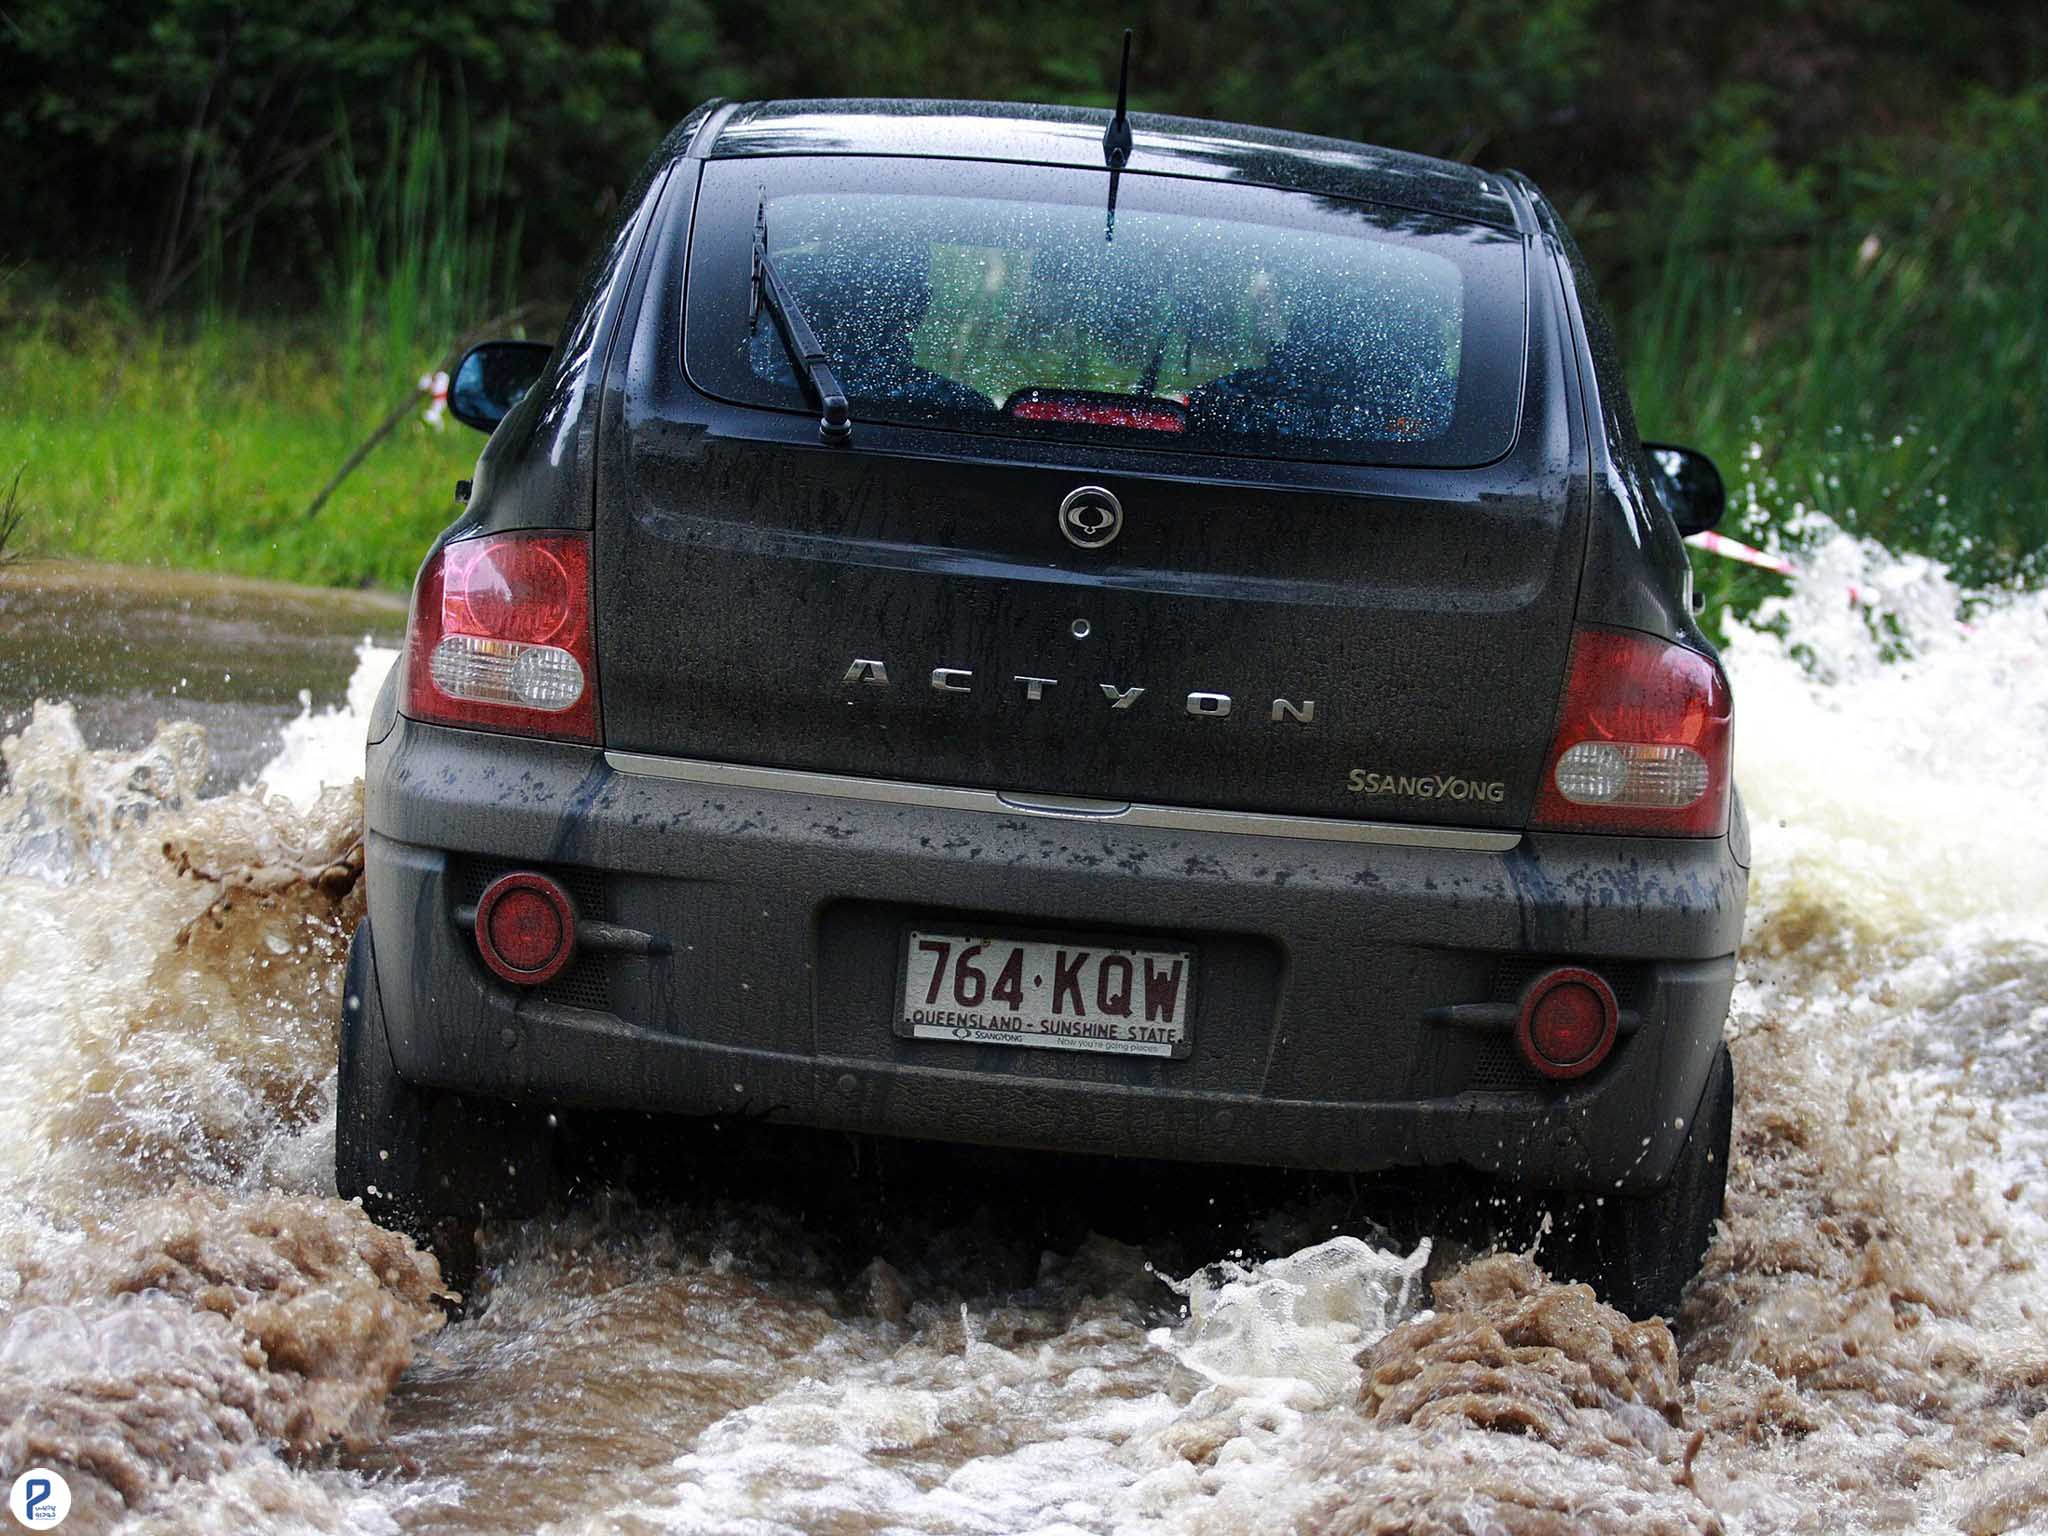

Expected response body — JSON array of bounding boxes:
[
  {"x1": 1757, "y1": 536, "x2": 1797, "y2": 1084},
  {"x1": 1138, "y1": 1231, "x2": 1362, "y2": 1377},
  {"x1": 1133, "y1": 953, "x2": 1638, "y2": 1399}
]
[{"x1": 698, "y1": 99, "x2": 1521, "y2": 232}]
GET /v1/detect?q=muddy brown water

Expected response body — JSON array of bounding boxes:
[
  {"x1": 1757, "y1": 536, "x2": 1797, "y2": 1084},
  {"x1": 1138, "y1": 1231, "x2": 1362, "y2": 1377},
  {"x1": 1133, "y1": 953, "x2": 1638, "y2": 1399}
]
[{"x1": 1, "y1": 550, "x2": 2044, "y2": 1535}]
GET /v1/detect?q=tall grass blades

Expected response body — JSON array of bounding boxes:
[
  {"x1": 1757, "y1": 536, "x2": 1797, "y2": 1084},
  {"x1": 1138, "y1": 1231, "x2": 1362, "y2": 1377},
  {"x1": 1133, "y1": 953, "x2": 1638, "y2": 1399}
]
[
  {"x1": 0, "y1": 80, "x2": 515, "y2": 589},
  {"x1": 321, "y1": 78, "x2": 522, "y2": 438},
  {"x1": 0, "y1": 466, "x2": 27, "y2": 567}
]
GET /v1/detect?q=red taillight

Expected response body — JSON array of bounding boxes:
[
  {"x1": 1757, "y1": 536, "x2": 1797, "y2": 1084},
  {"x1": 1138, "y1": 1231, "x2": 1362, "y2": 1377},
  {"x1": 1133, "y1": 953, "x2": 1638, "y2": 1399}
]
[
  {"x1": 404, "y1": 532, "x2": 597, "y2": 742},
  {"x1": 474, "y1": 871, "x2": 577, "y2": 985},
  {"x1": 1515, "y1": 966, "x2": 1618, "y2": 1080},
  {"x1": 1531, "y1": 627, "x2": 1731, "y2": 837},
  {"x1": 1007, "y1": 390, "x2": 1188, "y2": 433}
]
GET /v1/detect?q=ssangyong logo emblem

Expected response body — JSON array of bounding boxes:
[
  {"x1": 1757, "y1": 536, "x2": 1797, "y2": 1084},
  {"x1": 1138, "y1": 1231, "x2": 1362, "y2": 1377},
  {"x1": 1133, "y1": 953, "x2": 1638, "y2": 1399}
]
[{"x1": 1058, "y1": 485, "x2": 1123, "y2": 549}]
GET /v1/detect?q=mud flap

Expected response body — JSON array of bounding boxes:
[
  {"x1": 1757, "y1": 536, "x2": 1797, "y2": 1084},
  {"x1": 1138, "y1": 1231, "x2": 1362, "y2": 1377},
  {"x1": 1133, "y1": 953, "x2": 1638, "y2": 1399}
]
[
  {"x1": 1591, "y1": 1041, "x2": 1735, "y2": 1320},
  {"x1": 336, "y1": 922, "x2": 555, "y2": 1255}
]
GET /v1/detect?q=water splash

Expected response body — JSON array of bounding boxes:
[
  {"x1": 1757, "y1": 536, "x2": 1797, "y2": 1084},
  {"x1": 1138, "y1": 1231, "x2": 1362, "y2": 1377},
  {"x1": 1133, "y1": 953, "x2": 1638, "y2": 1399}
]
[
  {"x1": 1157, "y1": 1235, "x2": 1432, "y2": 1405},
  {"x1": 259, "y1": 641, "x2": 398, "y2": 813},
  {"x1": 0, "y1": 528, "x2": 2043, "y2": 1532},
  {"x1": 0, "y1": 674, "x2": 442, "y2": 1530},
  {"x1": 0, "y1": 705, "x2": 209, "y2": 884}
]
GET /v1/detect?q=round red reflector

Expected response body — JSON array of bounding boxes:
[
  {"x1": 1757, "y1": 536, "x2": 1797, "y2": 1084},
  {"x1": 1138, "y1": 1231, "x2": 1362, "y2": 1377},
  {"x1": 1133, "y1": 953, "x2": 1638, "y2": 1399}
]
[
  {"x1": 474, "y1": 872, "x2": 577, "y2": 986},
  {"x1": 1515, "y1": 967, "x2": 1619, "y2": 1080}
]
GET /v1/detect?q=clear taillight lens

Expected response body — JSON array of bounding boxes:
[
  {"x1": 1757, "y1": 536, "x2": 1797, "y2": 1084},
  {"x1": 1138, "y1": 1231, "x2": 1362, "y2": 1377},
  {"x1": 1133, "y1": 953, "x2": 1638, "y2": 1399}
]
[
  {"x1": 1531, "y1": 627, "x2": 1731, "y2": 836},
  {"x1": 428, "y1": 635, "x2": 586, "y2": 712},
  {"x1": 403, "y1": 532, "x2": 598, "y2": 742},
  {"x1": 1552, "y1": 741, "x2": 1710, "y2": 808}
]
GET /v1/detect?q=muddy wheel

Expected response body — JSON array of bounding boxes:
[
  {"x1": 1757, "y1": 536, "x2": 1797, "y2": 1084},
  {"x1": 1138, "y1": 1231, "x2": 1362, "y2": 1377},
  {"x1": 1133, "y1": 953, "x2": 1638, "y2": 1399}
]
[
  {"x1": 1590, "y1": 1041, "x2": 1735, "y2": 1319},
  {"x1": 337, "y1": 921, "x2": 436, "y2": 1237},
  {"x1": 336, "y1": 922, "x2": 552, "y2": 1257}
]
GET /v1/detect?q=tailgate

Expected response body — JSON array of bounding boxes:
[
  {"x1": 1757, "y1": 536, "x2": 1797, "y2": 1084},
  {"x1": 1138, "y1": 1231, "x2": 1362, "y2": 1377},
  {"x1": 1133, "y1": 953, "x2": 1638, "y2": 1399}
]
[{"x1": 597, "y1": 436, "x2": 1581, "y2": 831}]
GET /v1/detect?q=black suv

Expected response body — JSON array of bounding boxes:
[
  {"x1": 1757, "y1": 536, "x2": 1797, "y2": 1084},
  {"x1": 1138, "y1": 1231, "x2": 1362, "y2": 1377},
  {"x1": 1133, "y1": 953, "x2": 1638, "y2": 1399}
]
[{"x1": 340, "y1": 98, "x2": 1746, "y2": 1316}]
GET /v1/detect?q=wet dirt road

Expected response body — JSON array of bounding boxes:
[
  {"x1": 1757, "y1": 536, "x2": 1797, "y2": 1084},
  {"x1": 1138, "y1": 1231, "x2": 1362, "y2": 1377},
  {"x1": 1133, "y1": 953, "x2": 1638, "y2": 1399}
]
[{"x1": 1, "y1": 546, "x2": 2044, "y2": 1535}]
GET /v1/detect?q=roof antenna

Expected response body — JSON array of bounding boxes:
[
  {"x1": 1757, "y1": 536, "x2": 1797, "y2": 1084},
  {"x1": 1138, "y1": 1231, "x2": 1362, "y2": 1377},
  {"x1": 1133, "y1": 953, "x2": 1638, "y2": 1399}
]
[
  {"x1": 1102, "y1": 28, "x2": 1133, "y2": 242},
  {"x1": 1102, "y1": 29, "x2": 1134, "y2": 170}
]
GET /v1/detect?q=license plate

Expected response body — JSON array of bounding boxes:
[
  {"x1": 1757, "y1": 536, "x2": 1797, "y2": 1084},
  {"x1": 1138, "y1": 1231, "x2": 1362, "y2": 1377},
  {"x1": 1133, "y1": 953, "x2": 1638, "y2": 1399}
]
[{"x1": 898, "y1": 930, "x2": 1196, "y2": 1058}]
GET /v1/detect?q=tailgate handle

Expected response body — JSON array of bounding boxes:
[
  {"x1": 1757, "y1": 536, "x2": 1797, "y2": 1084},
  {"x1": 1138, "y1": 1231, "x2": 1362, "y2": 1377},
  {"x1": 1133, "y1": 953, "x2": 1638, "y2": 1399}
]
[{"x1": 997, "y1": 790, "x2": 1132, "y2": 819}]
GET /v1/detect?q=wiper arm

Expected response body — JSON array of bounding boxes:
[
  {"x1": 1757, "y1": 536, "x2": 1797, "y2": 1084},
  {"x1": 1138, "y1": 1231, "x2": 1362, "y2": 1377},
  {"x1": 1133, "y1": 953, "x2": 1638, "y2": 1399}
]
[{"x1": 751, "y1": 196, "x2": 852, "y2": 446}]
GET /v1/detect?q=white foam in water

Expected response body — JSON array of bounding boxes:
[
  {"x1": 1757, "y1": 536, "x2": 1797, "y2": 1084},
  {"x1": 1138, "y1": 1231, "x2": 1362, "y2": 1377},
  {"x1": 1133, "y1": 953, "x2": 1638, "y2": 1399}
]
[
  {"x1": 1154, "y1": 1235, "x2": 1432, "y2": 1405},
  {"x1": 621, "y1": 1235, "x2": 1437, "y2": 1535},
  {"x1": 1725, "y1": 525, "x2": 2048, "y2": 927},
  {"x1": 258, "y1": 639, "x2": 399, "y2": 811}
]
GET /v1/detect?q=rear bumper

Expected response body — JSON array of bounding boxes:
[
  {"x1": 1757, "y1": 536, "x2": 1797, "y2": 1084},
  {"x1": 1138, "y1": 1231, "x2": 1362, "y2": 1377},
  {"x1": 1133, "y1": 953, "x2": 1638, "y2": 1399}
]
[{"x1": 364, "y1": 715, "x2": 1746, "y2": 1192}]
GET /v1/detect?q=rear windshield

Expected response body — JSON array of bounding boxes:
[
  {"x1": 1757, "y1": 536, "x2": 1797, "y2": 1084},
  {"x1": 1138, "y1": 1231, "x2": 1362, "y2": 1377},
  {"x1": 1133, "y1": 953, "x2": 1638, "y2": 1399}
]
[{"x1": 684, "y1": 156, "x2": 1526, "y2": 467}]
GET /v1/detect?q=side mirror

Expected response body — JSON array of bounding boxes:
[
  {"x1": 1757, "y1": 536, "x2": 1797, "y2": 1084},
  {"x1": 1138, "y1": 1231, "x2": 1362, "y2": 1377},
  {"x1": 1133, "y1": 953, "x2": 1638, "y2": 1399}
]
[
  {"x1": 449, "y1": 341, "x2": 553, "y2": 433},
  {"x1": 1644, "y1": 442, "x2": 1726, "y2": 537}
]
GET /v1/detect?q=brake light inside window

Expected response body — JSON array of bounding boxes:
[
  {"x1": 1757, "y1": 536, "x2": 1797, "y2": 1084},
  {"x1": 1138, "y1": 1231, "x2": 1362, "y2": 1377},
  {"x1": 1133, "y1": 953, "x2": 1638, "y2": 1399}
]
[
  {"x1": 1531, "y1": 627, "x2": 1731, "y2": 836},
  {"x1": 1006, "y1": 389, "x2": 1187, "y2": 434},
  {"x1": 403, "y1": 531, "x2": 598, "y2": 743}
]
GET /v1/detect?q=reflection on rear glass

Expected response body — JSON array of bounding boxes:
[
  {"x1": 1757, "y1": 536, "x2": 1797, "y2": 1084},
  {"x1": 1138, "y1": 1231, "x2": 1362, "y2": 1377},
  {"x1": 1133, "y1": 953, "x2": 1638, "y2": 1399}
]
[{"x1": 745, "y1": 189, "x2": 1465, "y2": 454}]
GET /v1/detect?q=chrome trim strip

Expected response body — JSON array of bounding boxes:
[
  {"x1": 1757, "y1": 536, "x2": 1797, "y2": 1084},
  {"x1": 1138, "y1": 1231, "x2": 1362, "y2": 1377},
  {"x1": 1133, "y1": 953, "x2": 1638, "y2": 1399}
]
[
  {"x1": 997, "y1": 789, "x2": 1130, "y2": 817},
  {"x1": 603, "y1": 751, "x2": 1521, "y2": 851}
]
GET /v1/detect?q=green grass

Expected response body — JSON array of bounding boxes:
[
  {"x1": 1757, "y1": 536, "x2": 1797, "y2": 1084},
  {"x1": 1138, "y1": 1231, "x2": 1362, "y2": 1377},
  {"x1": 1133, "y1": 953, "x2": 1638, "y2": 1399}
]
[
  {"x1": 0, "y1": 293, "x2": 482, "y2": 588},
  {"x1": 0, "y1": 82, "x2": 521, "y2": 591}
]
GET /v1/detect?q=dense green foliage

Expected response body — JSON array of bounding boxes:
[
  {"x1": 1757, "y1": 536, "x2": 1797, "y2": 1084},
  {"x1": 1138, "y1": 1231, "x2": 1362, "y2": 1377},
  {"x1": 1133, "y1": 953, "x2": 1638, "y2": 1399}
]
[
  {"x1": 1628, "y1": 87, "x2": 2048, "y2": 605},
  {"x1": 0, "y1": 0, "x2": 729, "y2": 309},
  {"x1": 8, "y1": 0, "x2": 2044, "y2": 297},
  {"x1": 2, "y1": 2, "x2": 2044, "y2": 597}
]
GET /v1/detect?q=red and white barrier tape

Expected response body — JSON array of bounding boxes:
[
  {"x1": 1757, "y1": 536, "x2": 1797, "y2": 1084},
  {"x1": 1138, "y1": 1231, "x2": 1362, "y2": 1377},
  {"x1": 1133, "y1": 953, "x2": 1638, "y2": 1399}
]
[
  {"x1": 1686, "y1": 530, "x2": 1872, "y2": 607},
  {"x1": 419, "y1": 370, "x2": 451, "y2": 429},
  {"x1": 1684, "y1": 530, "x2": 1796, "y2": 577}
]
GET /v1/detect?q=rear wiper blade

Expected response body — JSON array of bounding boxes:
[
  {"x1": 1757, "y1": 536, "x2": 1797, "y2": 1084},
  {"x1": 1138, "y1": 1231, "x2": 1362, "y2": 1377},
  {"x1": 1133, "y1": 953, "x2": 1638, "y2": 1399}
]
[{"x1": 751, "y1": 195, "x2": 852, "y2": 446}]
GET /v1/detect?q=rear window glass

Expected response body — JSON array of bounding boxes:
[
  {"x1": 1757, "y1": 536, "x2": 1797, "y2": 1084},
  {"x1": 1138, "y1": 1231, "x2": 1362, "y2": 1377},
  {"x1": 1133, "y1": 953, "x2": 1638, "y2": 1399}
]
[{"x1": 685, "y1": 157, "x2": 1525, "y2": 467}]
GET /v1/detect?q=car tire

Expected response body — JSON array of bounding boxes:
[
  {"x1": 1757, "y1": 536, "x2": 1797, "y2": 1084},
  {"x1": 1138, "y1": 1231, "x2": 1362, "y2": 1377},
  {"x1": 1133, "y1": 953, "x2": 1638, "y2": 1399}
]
[
  {"x1": 1589, "y1": 1040, "x2": 1735, "y2": 1319},
  {"x1": 336, "y1": 922, "x2": 552, "y2": 1249}
]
